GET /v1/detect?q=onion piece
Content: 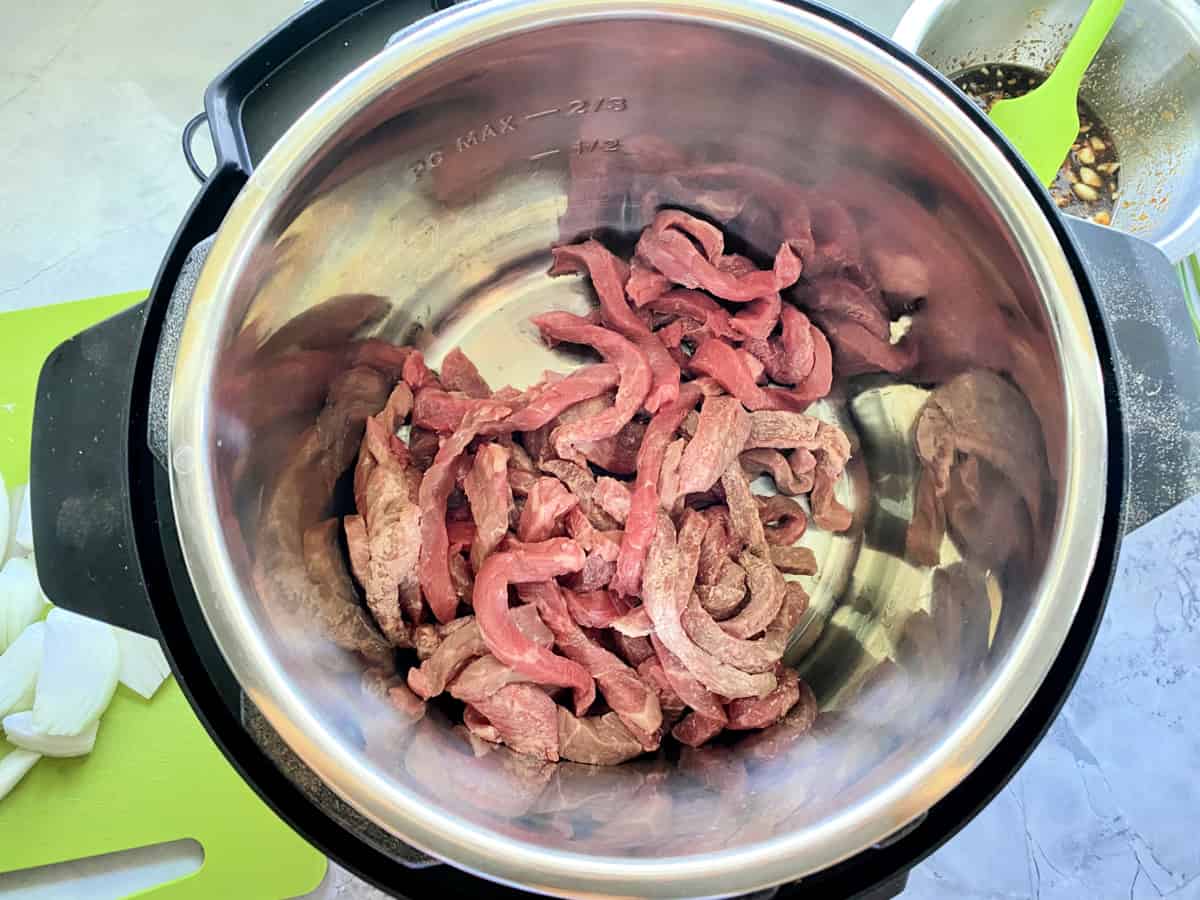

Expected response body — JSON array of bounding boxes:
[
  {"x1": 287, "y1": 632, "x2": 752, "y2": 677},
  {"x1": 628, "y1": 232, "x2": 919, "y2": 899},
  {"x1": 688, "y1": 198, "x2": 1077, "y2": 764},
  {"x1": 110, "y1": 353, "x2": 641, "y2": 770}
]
[
  {"x1": 0, "y1": 557, "x2": 46, "y2": 653},
  {"x1": 0, "y1": 747, "x2": 40, "y2": 800},
  {"x1": 32, "y1": 609, "x2": 119, "y2": 735},
  {"x1": 14, "y1": 486, "x2": 32, "y2": 557},
  {"x1": 4, "y1": 711, "x2": 98, "y2": 757},
  {"x1": 115, "y1": 627, "x2": 171, "y2": 700},
  {"x1": 0, "y1": 621, "x2": 44, "y2": 716}
]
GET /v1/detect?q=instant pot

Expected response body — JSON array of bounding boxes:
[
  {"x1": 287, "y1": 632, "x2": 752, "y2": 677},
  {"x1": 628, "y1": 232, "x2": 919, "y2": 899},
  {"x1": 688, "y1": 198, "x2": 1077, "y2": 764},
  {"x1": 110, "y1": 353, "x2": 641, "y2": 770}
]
[{"x1": 27, "y1": 0, "x2": 1200, "y2": 897}]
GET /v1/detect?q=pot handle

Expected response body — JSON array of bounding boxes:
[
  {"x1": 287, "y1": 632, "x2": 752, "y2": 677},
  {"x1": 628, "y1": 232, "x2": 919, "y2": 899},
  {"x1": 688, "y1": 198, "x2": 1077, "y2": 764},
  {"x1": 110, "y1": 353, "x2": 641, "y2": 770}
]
[
  {"x1": 30, "y1": 302, "x2": 160, "y2": 637},
  {"x1": 1064, "y1": 218, "x2": 1200, "y2": 533}
]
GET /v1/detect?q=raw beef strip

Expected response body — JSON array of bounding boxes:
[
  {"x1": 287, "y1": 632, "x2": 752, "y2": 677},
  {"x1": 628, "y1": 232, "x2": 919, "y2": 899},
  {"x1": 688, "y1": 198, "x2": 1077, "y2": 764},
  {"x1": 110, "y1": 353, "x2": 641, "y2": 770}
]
[
  {"x1": 685, "y1": 578, "x2": 807, "y2": 674},
  {"x1": 412, "y1": 623, "x2": 442, "y2": 661},
  {"x1": 564, "y1": 588, "x2": 629, "y2": 629},
  {"x1": 719, "y1": 253, "x2": 783, "y2": 341},
  {"x1": 463, "y1": 443, "x2": 513, "y2": 573},
  {"x1": 721, "y1": 463, "x2": 768, "y2": 555},
  {"x1": 726, "y1": 667, "x2": 801, "y2": 730},
  {"x1": 446, "y1": 518, "x2": 476, "y2": 554},
  {"x1": 647, "y1": 209, "x2": 726, "y2": 261},
  {"x1": 644, "y1": 289, "x2": 737, "y2": 338},
  {"x1": 413, "y1": 388, "x2": 479, "y2": 432},
  {"x1": 757, "y1": 495, "x2": 808, "y2": 545},
  {"x1": 509, "y1": 467, "x2": 539, "y2": 498},
  {"x1": 418, "y1": 401, "x2": 513, "y2": 623},
  {"x1": 644, "y1": 512, "x2": 777, "y2": 699},
  {"x1": 349, "y1": 389, "x2": 424, "y2": 635},
  {"x1": 746, "y1": 411, "x2": 822, "y2": 449},
  {"x1": 440, "y1": 347, "x2": 492, "y2": 398},
  {"x1": 739, "y1": 448, "x2": 809, "y2": 495},
  {"x1": 550, "y1": 240, "x2": 679, "y2": 411},
  {"x1": 697, "y1": 560, "x2": 748, "y2": 620},
  {"x1": 302, "y1": 519, "x2": 393, "y2": 663},
  {"x1": 610, "y1": 607, "x2": 653, "y2": 637},
  {"x1": 760, "y1": 322, "x2": 834, "y2": 410},
  {"x1": 808, "y1": 422, "x2": 853, "y2": 533},
  {"x1": 656, "y1": 438, "x2": 687, "y2": 512},
  {"x1": 615, "y1": 633, "x2": 656, "y2": 667},
  {"x1": 650, "y1": 636, "x2": 726, "y2": 721},
  {"x1": 571, "y1": 554, "x2": 617, "y2": 591},
  {"x1": 517, "y1": 477, "x2": 579, "y2": 542},
  {"x1": 790, "y1": 446, "x2": 817, "y2": 481},
  {"x1": 574, "y1": 417, "x2": 647, "y2": 476},
  {"x1": 612, "y1": 382, "x2": 703, "y2": 596},
  {"x1": 407, "y1": 616, "x2": 486, "y2": 699},
  {"x1": 407, "y1": 607, "x2": 549, "y2": 705},
  {"x1": 492, "y1": 364, "x2": 620, "y2": 433},
  {"x1": 557, "y1": 708, "x2": 645, "y2": 765},
  {"x1": 450, "y1": 655, "x2": 537, "y2": 702},
  {"x1": 563, "y1": 507, "x2": 620, "y2": 560},
  {"x1": 524, "y1": 581, "x2": 662, "y2": 749},
  {"x1": 673, "y1": 711, "x2": 726, "y2": 748},
  {"x1": 594, "y1": 476, "x2": 632, "y2": 524},
  {"x1": 697, "y1": 506, "x2": 736, "y2": 585},
  {"x1": 521, "y1": 392, "x2": 587, "y2": 466},
  {"x1": 635, "y1": 211, "x2": 799, "y2": 301},
  {"x1": 468, "y1": 684, "x2": 561, "y2": 762},
  {"x1": 532, "y1": 312, "x2": 652, "y2": 461},
  {"x1": 627, "y1": 257, "x2": 673, "y2": 306},
  {"x1": 677, "y1": 395, "x2": 751, "y2": 497},
  {"x1": 473, "y1": 538, "x2": 595, "y2": 714},
  {"x1": 402, "y1": 350, "x2": 438, "y2": 391},
  {"x1": 688, "y1": 338, "x2": 773, "y2": 410},
  {"x1": 770, "y1": 545, "x2": 818, "y2": 575},
  {"x1": 635, "y1": 657, "x2": 687, "y2": 716},
  {"x1": 730, "y1": 293, "x2": 782, "y2": 341},
  {"x1": 540, "y1": 459, "x2": 618, "y2": 530},
  {"x1": 743, "y1": 305, "x2": 816, "y2": 386},
  {"x1": 738, "y1": 679, "x2": 818, "y2": 762},
  {"x1": 719, "y1": 551, "x2": 787, "y2": 640}
]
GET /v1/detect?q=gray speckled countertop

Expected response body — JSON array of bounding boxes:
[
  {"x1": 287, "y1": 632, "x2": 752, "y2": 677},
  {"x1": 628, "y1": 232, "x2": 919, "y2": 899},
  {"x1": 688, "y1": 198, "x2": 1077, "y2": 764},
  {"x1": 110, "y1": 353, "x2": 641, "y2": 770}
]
[{"x1": 2, "y1": 1, "x2": 1197, "y2": 898}]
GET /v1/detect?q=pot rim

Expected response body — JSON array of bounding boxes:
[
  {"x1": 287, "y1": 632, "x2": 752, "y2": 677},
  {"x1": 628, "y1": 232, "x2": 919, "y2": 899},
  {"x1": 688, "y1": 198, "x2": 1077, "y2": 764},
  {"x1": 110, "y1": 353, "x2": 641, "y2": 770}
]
[{"x1": 168, "y1": 1, "x2": 1111, "y2": 896}]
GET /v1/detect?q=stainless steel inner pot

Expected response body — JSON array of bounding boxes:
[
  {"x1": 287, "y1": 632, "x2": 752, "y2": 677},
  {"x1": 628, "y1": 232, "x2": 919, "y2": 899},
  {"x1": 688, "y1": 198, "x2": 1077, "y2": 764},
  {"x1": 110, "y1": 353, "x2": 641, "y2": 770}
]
[{"x1": 168, "y1": 1, "x2": 1110, "y2": 896}]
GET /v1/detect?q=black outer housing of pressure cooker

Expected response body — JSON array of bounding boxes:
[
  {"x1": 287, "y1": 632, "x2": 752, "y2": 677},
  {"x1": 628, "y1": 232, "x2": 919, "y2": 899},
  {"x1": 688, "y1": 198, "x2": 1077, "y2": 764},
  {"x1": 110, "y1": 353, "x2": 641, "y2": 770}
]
[{"x1": 28, "y1": 2, "x2": 1133, "y2": 898}]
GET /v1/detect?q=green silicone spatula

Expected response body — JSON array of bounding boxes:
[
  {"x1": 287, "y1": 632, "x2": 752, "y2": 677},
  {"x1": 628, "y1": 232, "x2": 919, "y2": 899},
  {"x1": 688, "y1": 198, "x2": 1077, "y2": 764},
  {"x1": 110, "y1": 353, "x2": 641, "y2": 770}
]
[{"x1": 989, "y1": 0, "x2": 1125, "y2": 186}]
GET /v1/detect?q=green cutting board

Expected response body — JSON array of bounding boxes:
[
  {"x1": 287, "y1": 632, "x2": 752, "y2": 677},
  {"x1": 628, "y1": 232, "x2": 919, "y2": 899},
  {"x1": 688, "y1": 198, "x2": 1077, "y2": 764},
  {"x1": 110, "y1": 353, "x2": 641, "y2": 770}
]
[{"x1": 0, "y1": 293, "x2": 327, "y2": 899}]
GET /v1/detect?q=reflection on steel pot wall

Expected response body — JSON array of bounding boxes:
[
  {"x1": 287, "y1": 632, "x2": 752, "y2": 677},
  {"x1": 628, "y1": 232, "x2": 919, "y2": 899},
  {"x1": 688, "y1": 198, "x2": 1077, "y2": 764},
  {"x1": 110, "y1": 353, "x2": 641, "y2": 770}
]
[
  {"x1": 165, "y1": 0, "x2": 1110, "y2": 897},
  {"x1": 893, "y1": 0, "x2": 1200, "y2": 264}
]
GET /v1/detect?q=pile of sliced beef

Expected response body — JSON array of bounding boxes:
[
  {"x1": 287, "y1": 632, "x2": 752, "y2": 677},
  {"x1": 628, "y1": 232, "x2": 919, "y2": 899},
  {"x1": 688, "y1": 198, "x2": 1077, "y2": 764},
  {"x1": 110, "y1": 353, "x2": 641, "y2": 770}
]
[{"x1": 256, "y1": 210, "x2": 856, "y2": 764}]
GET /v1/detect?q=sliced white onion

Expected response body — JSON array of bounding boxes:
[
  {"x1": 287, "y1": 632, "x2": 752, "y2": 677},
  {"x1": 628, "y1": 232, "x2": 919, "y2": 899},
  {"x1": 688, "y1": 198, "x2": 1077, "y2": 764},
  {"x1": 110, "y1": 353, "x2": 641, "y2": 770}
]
[
  {"x1": 115, "y1": 627, "x2": 171, "y2": 700},
  {"x1": 0, "y1": 621, "x2": 45, "y2": 716},
  {"x1": 4, "y1": 710, "x2": 98, "y2": 757},
  {"x1": 0, "y1": 747, "x2": 40, "y2": 800},
  {"x1": 14, "y1": 486, "x2": 32, "y2": 557},
  {"x1": 0, "y1": 557, "x2": 46, "y2": 653},
  {"x1": 32, "y1": 609, "x2": 119, "y2": 735}
]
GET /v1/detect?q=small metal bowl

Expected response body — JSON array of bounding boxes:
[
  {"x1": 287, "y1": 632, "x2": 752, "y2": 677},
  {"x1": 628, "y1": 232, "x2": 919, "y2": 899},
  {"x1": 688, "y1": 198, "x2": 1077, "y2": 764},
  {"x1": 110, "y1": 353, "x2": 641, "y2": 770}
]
[{"x1": 894, "y1": 0, "x2": 1200, "y2": 263}]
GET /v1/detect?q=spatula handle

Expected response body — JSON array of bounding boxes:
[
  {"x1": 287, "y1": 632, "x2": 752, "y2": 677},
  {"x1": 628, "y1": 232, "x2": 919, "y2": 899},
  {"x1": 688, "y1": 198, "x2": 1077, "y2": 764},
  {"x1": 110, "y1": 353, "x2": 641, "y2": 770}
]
[{"x1": 1052, "y1": 0, "x2": 1125, "y2": 91}]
